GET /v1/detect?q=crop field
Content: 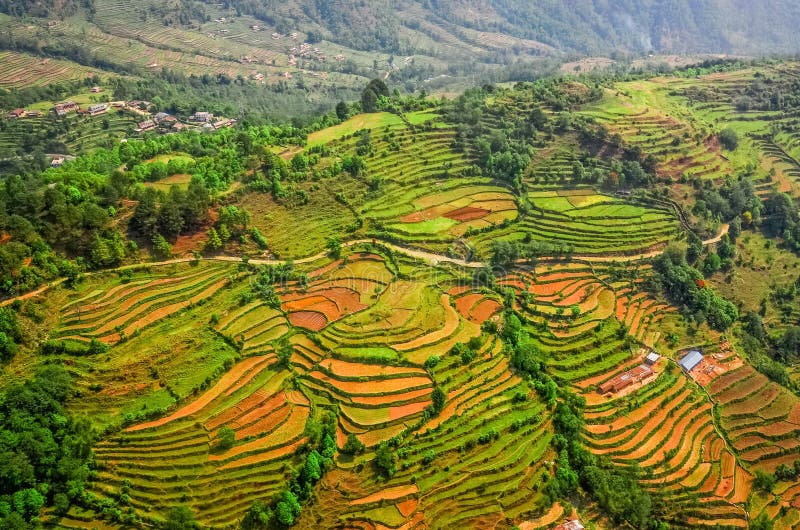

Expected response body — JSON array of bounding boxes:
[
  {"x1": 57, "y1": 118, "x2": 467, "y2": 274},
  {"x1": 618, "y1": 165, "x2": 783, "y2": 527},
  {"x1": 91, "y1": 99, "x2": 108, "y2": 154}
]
[
  {"x1": 55, "y1": 263, "x2": 231, "y2": 344},
  {"x1": 0, "y1": 50, "x2": 100, "y2": 88},
  {"x1": 12, "y1": 63, "x2": 800, "y2": 530},
  {"x1": 45, "y1": 248, "x2": 564, "y2": 528},
  {"x1": 469, "y1": 190, "x2": 679, "y2": 256},
  {"x1": 0, "y1": 109, "x2": 137, "y2": 156},
  {"x1": 246, "y1": 112, "x2": 521, "y2": 256},
  {"x1": 708, "y1": 365, "x2": 800, "y2": 526},
  {"x1": 583, "y1": 368, "x2": 751, "y2": 529}
]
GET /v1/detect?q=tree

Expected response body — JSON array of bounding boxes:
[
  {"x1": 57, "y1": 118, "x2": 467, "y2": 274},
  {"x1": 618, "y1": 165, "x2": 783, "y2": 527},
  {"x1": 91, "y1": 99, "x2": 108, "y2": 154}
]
[
  {"x1": 274, "y1": 490, "x2": 301, "y2": 526},
  {"x1": 241, "y1": 500, "x2": 272, "y2": 529},
  {"x1": 276, "y1": 339, "x2": 293, "y2": 369},
  {"x1": 215, "y1": 426, "x2": 236, "y2": 451},
  {"x1": 157, "y1": 200, "x2": 184, "y2": 238},
  {"x1": 751, "y1": 513, "x2": 774, "y2": 530},
  {"x1": 719, "y1": 128, "x2": 739, "y2": 150},
  {"x1": 702, "y1": 252, "x2": 721, "y2": 276},
  {"x1": 341, "y1": 433, "x2": 365, "y2": 455},
  {"x1": 206, "y1": 227, "x2": 223, "y2": 251},
  {"x1": 335, "y1": 101, "x2": 348, "y2": 121},
  {"x1": 326, "y1": 236, "x2": 342, "y2": 259},
  {"x1": 361, "y1": 88, "x2": 378, "y2": 113},
  {"x1": 165, "y1": 505, "x2": 198, "y2": 530},
  {"x1": 11, "y1": 488, "x2": 44, "y2": 520},
  {"x1": 431, "y1": 386, "x2": 446, "y2": 415},
  {"x1": 753, "y1": 469, "x2": 776, "y2": 492},
  {"x1": 151, "y1": 233, "x2": 172, "y2": 260},
  {"x1": 300, "y1": 450, "x2": 322, "y2": 483},
  {"x1": 374, "y1": 441, "x2": 397, "y2": 477},
  {"x1": 0, "y1": 332, "x2": 18, "y2": 361}
]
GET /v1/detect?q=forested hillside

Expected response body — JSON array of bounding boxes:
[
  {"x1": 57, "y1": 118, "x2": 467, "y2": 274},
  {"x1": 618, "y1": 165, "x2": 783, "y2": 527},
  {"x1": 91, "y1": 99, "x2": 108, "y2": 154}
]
[{"x1": 210, "y1": 0, "x2": 800, "y2": 56}]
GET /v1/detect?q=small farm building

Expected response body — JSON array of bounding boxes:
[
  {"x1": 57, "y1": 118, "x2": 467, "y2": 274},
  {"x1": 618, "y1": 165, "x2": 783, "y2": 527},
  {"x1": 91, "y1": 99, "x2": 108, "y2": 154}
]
[
  {"x1": 679, "y1": 350, "x2": 704, "y2": 373},
  {"x1": 598, "y1": 365, "x2": 654, "y2": 394},
  {"x1": 645, "y1": 352, "x2": 660, "y2": 365}
]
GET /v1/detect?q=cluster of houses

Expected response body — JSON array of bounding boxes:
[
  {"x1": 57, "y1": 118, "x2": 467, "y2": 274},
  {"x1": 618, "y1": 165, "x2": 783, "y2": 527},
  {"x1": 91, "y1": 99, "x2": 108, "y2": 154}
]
[
  {"x1": 7, "y1": 108, "x2": 42, "y2": 119},
  {"x1": 598, "y1": 352, "x2": 660, "y2": 395},
  {"x1": 53, "y1": 101, "x2": 80, "y2": 117},
  {"x1": 5, "y1": 95, "x2": 236, "y2": 139},
  {"x1": 597, "y1": 346, "x2": 737, "y2": 396}
]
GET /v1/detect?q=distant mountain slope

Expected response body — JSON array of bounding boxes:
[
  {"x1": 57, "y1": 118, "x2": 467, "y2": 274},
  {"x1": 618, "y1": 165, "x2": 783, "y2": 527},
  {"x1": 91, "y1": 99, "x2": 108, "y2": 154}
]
[
  {"x1": 3, "y1": 0, "x2": 800, "y2": 61},
  {"x1": 217, "y1": 0, "x2": 800, "y2": 56}
]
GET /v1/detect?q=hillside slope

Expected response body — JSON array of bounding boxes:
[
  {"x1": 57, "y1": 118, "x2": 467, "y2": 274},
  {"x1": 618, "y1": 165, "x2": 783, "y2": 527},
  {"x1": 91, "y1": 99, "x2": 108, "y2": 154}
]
[{"x1": 188, "y1": 0, "x2": 800, "y2": 56}]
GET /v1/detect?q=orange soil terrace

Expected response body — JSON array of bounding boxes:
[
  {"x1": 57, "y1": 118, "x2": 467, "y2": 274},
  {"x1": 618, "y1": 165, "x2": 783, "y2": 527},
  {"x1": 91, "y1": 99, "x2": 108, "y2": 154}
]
[
  {"x1": 126, "y1": 354, "x2": 272, "y2": 431},
  {"x1": 452, "y1": 291, "x2": 501, "y2": 324},
  {"x1": 444, "y1": 206, "x2": 490, "y2": 221},
  {"x1": 209, "y1": 405, "x2": 309, "y2": 462},
  {"x1": 288, "y1": 311, "x2": 328, "y2": 331},
  {"x1": 319, "y1": 358, "x2": 427, "y2": 379},
  {"x1": 348, "y1": 485, "x2": 419, "y2": 506}
]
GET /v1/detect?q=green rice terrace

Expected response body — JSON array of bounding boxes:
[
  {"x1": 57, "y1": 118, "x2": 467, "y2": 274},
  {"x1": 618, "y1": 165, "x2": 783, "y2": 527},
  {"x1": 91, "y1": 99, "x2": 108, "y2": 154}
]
[{"x1": 2, "y1": 62, "x2": 800, "y2": 530}]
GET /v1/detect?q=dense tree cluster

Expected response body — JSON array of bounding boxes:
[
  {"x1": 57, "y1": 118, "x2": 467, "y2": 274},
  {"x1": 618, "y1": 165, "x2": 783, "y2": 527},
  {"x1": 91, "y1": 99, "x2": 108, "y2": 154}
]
[
  {"x1": 0, "y1": 365, "x2": 94, "y2": 527},
  {"x1": 650, "y1": 244, "x2": 738, "y2": 331},
  {"x1": 240, "y1": 413, "x2": 337, "y2": 528},
  {"x1": 762, "y1": 192, "x2": 800, "y2": 254},
  {"x1": 493, "y1": 311, "x2": 664, "y2": 528},
  {"x1": 0, "y1": 121, "x2": 311, "y2": 300}
]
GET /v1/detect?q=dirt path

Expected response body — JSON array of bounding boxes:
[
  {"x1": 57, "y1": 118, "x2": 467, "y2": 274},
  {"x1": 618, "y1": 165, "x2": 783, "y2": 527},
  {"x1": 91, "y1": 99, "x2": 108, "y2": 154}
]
[{"x1": 0, "y1": 226, "x2": 730, "y2": 307}]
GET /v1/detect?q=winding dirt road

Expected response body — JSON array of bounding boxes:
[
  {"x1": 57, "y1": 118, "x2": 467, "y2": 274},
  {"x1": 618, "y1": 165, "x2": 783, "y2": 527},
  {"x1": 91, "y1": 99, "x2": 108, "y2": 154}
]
[{"x1": 0, "y1": 224, "x2": 730, "y2": 307}]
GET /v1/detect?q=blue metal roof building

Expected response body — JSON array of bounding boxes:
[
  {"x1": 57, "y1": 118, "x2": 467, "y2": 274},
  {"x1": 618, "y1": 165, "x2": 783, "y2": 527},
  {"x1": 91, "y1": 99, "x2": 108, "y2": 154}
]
[{"x1": 678, "y1": 350, "x2": 704, "y2": 372}]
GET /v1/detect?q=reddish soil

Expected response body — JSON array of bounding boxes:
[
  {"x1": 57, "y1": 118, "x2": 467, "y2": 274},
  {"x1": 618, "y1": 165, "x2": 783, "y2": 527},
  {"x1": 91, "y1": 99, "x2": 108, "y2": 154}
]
[
  {"x1": 530, "y1": 278, "x2": 584, "y2": 297},
  {"x1": 284, "y1": 296, "x2": 340, "y2": 319},
  {"x1": 236, "y1": 403, "x2": 291, "y2": 438},
  {"x1": 210, "y1": 405, "x2": 308, "y2": 461},
  {"x1": 309, "y1": 372, "x2": 431, "y2": 395},
  {"x1": 709, "y1": 366, "x2": 756, "y2": 396},
  {"x1": 348, "y1": 485, "x2": 418, "y2": 506},
  {"x1": 400, "y1": 205, "x2": 450, "y2": 223},
  {"x1": 218, "y1": 437, "x2": 306, "y2": 470},
  {"x1": 448, "y1": 285, "x2": 472, "y2": 296},
  {"x1": 205, "y1": 389, "x2": 273, "y2": 430},
  {"x1": 226, "y1": 392, "x2": 286, "y2": 430},
  {"x1": 454, "y1": 293, "x2": 484, "y2": 318},
  {"x1": 443, "y1": 206, "x2": 489, "y2": 221},
  {"x1": 282, "y1": 287, "x2": 367, "y2": 329},
  {"x1": 387, "y1": 400, "x2": 430, "y2": 421},
  {"x1": 288, "y1": 311, "x2": 328, "y2": 331},
  {"x1": 224, "y1": 358, "x2": 273, "y2": 396},
  {"x1": 171, "y1": 207, "x2": 218, "y2": 256},
  {"x1": 309, "y1": 259, "x2": 343, "y2": 278},
  {"x1": 704, "y1": 134, "x2": 721, "y2": 154},
  {"x1": 112, "y1": 277, "x2": 227, "y2": 339},
  {"x1": 556, "y1": 284, "x2": 592, "y2": 306},
  {"x1": 396, "y1": 498, "x2": 418, "y2": 518},
  {"x1": 351, "y1": 388, "x2": 431, "y2": 406},
  {"x1": 126, "y1": 355, "x2": 270, "y2": 431},
  {"x1": 64, "y1": 276, "x2": 185, "y2": 315},
  {"x1": 787, "y1": 403, "x2": 800, "y2": 424},
  {"x1": 470, "y1": 299, "x2": 501, "y2": 324}
]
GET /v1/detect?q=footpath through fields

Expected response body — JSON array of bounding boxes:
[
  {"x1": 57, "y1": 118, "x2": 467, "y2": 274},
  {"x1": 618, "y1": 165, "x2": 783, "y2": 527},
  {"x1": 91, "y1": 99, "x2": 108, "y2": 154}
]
[{"x1": 0, "y1": 224, "x2": 729, "y2": 307}]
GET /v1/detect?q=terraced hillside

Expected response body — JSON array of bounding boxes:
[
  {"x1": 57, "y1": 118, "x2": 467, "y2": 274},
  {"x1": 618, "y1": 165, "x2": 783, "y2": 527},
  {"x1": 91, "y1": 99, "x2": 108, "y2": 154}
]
[
  {"x1": 470, "y1": 189, "x2": 679, "y2": 256},
  {"x1": 7, "y1": 64, "x2": 800, "y2": 530},
  {"x1": 44, "y1": 249, "x2": 557, "y2": 528}
]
